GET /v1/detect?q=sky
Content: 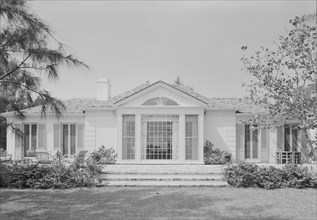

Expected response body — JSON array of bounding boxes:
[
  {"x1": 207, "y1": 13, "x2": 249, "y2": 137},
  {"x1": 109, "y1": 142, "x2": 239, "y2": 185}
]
[{"x1": 29, "y1": 0, "x2": 316, "y2": 100}]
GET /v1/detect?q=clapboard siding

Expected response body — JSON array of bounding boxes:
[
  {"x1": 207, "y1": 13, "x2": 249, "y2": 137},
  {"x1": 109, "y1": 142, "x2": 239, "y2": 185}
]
[
  {"x1": 204, "y1": 110, "x2": 237, "y2": 160},
  {"x1": 85, "y1": 117, "x2": 96, "y2": 151}
]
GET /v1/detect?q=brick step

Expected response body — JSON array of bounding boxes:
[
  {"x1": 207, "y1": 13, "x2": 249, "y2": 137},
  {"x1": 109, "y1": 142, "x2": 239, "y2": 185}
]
[
  {"x1": 99, "y1": 173, "x2": 225, "y2": 181},
  {"x1": 100, "y1": 165, "x2": 225, "y2": 174},
  {"x1": 99, "y1": 180, "x2": 229, "y2": 187}
]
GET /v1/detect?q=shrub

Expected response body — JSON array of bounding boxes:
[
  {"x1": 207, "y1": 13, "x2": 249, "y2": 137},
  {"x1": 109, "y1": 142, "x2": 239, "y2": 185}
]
[
  {"x1": 204, "y1": 140, "x2": 232, "y2": 165},
  {"x1": 91, "y1": 146, "x2": 117, "y2": 164},
  {"x1": 0, "y1": 161, "x2": 98, "y2": 189},
  {"x1": 224, "y1": 162, "x2": 317, "y2": 189}
]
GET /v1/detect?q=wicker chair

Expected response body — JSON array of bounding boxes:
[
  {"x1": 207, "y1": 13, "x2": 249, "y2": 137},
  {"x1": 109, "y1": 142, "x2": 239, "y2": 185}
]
[
  {"x1": 74, "y1": 151, "x2": 88, "y2": 166},
  {"x1": 62, "y1": 154, "x2": 76, "y2": 163},
  {"x1": 35, "y1": 152, "x2": 55, "y2": 164},
  {"x1": 0, "y1": 150, "x2": 12, "y2": 162}
]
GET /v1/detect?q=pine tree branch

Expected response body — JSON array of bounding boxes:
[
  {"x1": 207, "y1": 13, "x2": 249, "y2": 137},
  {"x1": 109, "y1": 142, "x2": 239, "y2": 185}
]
[{"x1": 0, "y1": 53, "x2": 32, "y2": 80}]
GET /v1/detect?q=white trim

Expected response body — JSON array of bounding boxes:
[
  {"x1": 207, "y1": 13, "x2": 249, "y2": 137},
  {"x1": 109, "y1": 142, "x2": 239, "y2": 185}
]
[
  {"x1": 117, "y1": 161, "x2": 204, "y2": 165},
  {"x1": 117, "y1": 113, "x2": 123, "y2": 162},
  {"x1": 198, "y1": 113, "x2": 204, "y2": 163},
  {"x1": 179, "y1": 114, "x2": 185, "y2": 162},
  {"x1": 135, "y1": 114, "x2": 141, "y2": 161},
  {"x1": 244, "y1": 125, "x2": 261, "y2": 162},
  {"x1": 115, "y1": 82, "x2": 208, "y2": 107},
  {"x1": 284, "y1": 125, "x2": 299, "y2": 152},
  {"x1": 61, "y1": 123, "x2": 77, "y2": 156},
  {"x1": 22, "y1": 123, "x2": 38, "y2": 153}
]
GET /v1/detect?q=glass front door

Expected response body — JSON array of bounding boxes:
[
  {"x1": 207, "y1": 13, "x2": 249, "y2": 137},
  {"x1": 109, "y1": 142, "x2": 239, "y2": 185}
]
[
  {"x1": 146, "y1": 121, "x2": 173, "y2": 159},
  {"x1": 141, "y1": 115, "x2": 179, "y2": 160},
  {"x1": 62, "y1": 124, "x2": 76, "y2": 156}
]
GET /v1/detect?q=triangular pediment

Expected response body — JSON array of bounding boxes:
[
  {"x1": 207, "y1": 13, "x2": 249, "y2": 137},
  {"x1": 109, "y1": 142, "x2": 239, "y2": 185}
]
[{"x1": 115, "y1": 81, "x2": 208, "y2": 107}]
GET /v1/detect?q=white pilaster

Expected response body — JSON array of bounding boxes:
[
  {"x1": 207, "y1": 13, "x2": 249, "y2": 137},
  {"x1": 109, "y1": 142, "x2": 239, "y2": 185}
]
[
  {"x1": 179, "y1": 114, "x2": 185, "y2": 162},
  {"x1": 198, "y1": 112, "x2": 204, "y2": 164},
  {"x1": 117, "y1": 113, "x2": 122, "y2": 162},
  {"x1": 135, "y1": 114, "x2": 141, "y2": 161}
]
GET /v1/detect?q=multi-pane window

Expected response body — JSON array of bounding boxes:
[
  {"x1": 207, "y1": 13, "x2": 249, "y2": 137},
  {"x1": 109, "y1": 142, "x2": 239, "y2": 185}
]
[
  {"x1": 146, "y1": 121, "x2": 173, "y2": 159},
  {"x1": 245, "y1": 125, "x2": 258, "y2": 159},
  {"x1": 122, "y1": 115, "x2": 135, "y2": 160},
  {"x1": 141, "y1": 115, "x2": 179, "y2": 160},
  {"x1": 284, "y1": 125, "x2": 299, "y2": 152},
  {"x1": 142, "y1": 97, "x2": 178, "y2": 106},
  {"x1": 24, "y1": 124, "x2": 37, "y2": 155},
  {"x1": 62, "y1": 124, "x2": 76, "y2": 156},
  {"x1": 185, "y1": 115, "x2": 198, "y2": 160}
]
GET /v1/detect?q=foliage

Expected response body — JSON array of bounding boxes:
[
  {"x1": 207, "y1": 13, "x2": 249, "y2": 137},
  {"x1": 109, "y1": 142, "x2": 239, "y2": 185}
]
[
  {"x1": 204, "y1": 140, "x2": 232, "y2": 164},
  {"x1": 0, "y1": 161, "x2": 98, "y2": 189},
  {"x1": 0, "y1": 0, "x2": 89, "y2": 119},
  {"x1": 241, "y1": 14, "x2": 317, "y2": 152},
  {"x1": 174, "y1": 76, "x2": 194, "y2": 91},
  {"x1": 91, "y1": 146, "x2": 117, "y2": 164},
  {"x1": 224, "y1": 162, "x2": 317, "y2": 189}
]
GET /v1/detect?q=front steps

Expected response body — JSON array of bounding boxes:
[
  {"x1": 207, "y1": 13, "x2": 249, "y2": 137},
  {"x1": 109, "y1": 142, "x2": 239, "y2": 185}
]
[{"x1": 98, "y1": 165, "x2": 229, "y2": 187}]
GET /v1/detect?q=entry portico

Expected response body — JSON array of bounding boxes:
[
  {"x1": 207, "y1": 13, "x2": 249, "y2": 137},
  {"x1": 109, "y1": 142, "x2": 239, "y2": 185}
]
[{"x1": 114, "y1": 81, "x2": 206, "y2": 164}]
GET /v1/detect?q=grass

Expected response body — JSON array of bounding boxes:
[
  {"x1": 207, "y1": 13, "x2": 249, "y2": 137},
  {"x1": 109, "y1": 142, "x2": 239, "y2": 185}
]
[{"x1": 0, "y1": 187, "x2": 316, "y2": 220}]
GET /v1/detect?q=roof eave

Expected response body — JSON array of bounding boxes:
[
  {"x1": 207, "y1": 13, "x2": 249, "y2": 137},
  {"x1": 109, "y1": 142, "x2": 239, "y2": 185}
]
[
  {"x1": 82, "y1": 107, "x2": 115, "y2": 111},
  {"x1": 114, "y1": 81, "x2": 209, "y2": 106}
]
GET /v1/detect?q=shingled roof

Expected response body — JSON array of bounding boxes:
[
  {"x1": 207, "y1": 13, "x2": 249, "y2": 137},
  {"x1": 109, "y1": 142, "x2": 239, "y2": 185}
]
[{"x1": 3, "y1": 81, "x2": 266, "y2": 116}]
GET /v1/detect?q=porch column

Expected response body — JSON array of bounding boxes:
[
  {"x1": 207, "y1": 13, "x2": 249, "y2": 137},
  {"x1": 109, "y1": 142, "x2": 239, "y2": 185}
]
[
  {"x1": 198, "y1": 112, "x2": 204, "y2": 164},
  {"x1": 179, "y1": 113, "x2": 185, "y2": 162},
  {"x1": 117, "y1": 113, "x2": 122, "y2": 162},
  {"x1": 135, "y1": 114, "x2": 141, "y2": 161}
]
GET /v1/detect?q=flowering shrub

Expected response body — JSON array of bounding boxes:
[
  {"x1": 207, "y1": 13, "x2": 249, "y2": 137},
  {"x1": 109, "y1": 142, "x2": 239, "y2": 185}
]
[
  {"x1": 91, "y1": 146, "x2": 117, "y2": 164},
  {"x1": 204, "y1": 140, "x2": 232, "y2": 164},
  {"x1": 224, "y1": 163, "x2": 317, "y2": 189},
  {"x1": 0, "y1": 161, "x2": 98, "y2": 189}
]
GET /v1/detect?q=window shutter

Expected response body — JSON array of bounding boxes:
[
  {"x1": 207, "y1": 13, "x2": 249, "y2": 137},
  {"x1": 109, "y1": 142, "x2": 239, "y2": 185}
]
[
  {"x1": 53, "y1": 124, "x2": 60, "y2": 150},
  {"x1": 300, "y1": 130, "x2": 310, "y2": 163},
  {"x1": 38, "y1": 124, "x2": 46, "y2": 150},
  {"x1": 277, "y1": 126, "x2": 284, "y2": 151},
  {"x1": 77, "y1": 123, "x2": 84, "y2": 150},
  {"x1": 236, "y1": 123, "x2": 244, "y2": 162},
  {"x1": 261, "y1": 128, "x2": 269, "y2": 162},
  {"x1": 14, "y1": 123, "x2": 23, "y2": 160}
]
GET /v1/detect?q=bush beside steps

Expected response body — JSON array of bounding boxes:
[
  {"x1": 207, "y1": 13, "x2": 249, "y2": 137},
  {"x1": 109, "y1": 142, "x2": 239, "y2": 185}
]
[
  {"x1": 224, "y1": 162, "x2": 317, "y2": 189},
  {"x1": 0, "y1": 160, "x2": 100, "y2": 189}
]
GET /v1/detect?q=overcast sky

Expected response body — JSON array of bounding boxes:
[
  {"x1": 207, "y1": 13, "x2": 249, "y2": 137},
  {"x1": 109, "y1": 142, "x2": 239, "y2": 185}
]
[{"x1": 29, "y1": 0, "x2": 316, "y2": 100}]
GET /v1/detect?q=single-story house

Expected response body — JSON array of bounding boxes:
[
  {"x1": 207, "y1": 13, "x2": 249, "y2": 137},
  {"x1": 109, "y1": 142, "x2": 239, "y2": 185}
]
[{"x1": 2, "y1": 80, "x2": 315, "y2": 164}]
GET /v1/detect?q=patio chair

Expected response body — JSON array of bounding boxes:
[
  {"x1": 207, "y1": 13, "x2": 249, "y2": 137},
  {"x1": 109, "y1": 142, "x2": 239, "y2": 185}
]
[
  {"x1": 0, "y1": 150, "x2": 12, "y2": 162},
  {"x1": 62, "y1": 154, "x2": 76, "y2": 163},
  {"x1": 74, "y1": 150, "x2": 88, "y2": 166},
  {"x1": 35, "y1": 152, "x2": 55, "y2": 164}
]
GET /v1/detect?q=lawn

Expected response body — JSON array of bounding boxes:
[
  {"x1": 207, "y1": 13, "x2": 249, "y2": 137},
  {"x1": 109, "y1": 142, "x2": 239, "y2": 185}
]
[{"x1": 0, "y1": 187, "x2": 316, "y2": 220}]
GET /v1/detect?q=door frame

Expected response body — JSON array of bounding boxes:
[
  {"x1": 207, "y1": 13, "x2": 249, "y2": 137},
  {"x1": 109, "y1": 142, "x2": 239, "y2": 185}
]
[
  {"x1": 61, "y1": 123, "x2": 77, "y2": 156},
  {"x1": 244, "y1": 124, "x2": 261, "y2": 162}
]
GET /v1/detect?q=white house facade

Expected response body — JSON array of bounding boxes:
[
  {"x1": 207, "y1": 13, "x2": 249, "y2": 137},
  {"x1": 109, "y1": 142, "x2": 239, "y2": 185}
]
[{"x1": 3, "y1": 80, "x2": 314, "y2": 164}]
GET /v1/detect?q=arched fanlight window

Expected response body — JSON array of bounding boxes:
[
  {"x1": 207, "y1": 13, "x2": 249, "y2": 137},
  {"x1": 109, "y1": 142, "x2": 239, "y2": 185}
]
[{"x1": 142, "y1": 97, "x2": 178, "y2": 106}]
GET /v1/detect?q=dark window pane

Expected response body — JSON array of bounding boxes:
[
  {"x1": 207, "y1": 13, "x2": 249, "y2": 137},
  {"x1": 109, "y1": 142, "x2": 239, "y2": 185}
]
[
  {"x1": 31, "y1": 124, "x2": 37, "y2": 150},
  {"x1": 245, "y1": 125, "x2": 250, "y2": 159},
  {"x1": 63, "y1": 124, "x2": 68, "y2": 155},
  {"x1": 70, "y1": 124, "x2": 76, "y2": 155},
  {"x1": 252, "y1": 127, "x2": 258, "y2": 158},
  {"x1": 122, "y1": 115, "x2": 135, "y2": 160},
  {"x1": 284, "y1": 126, "x2": 290, "y2": 151},
  {"x1": 24, "y1": 124, "x2": 30, "y2": 152},
  {"x1": 292, "y1": 128, "x2": 298, "y2": 152}
]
